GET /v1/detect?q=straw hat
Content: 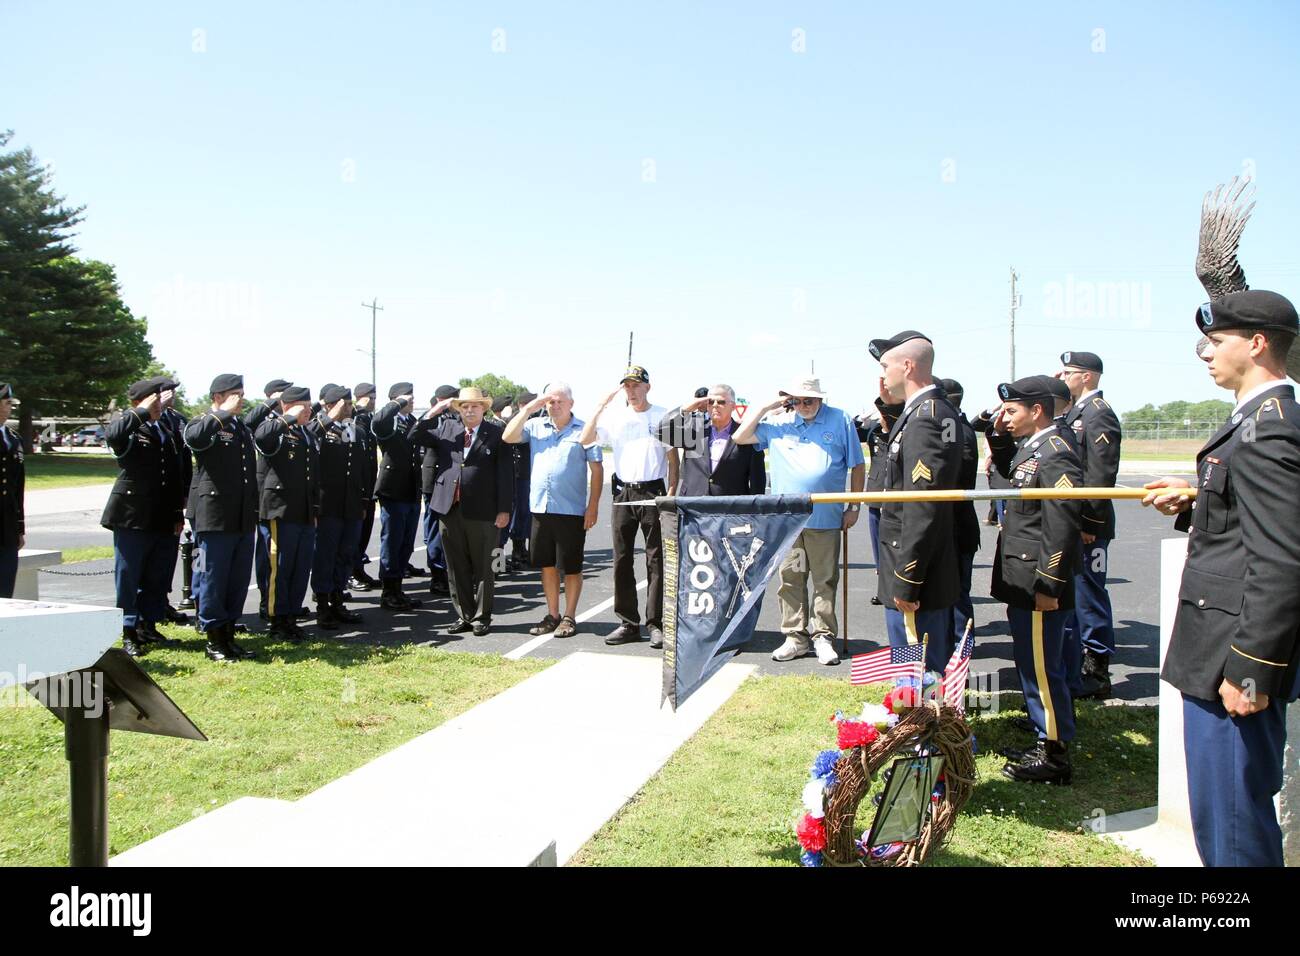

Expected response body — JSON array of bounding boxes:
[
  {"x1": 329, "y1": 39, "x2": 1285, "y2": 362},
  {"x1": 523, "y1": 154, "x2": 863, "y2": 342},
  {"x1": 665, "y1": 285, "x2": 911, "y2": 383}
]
[{"x1": 452, "y1": 386, "x2": 491, "y2": 409}]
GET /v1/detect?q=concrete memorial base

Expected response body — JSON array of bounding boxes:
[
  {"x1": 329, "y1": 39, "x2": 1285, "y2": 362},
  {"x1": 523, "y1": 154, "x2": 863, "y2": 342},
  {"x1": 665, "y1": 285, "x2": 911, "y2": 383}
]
[{"x1": 14, "y1": 549, "x2": 62, "y2": 601}]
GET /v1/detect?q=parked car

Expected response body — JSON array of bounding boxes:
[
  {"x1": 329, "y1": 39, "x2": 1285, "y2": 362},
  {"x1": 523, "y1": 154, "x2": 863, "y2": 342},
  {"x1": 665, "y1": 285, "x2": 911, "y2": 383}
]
[{"x1": 71, "y1": 427, "x2": 105, "y2": 447}]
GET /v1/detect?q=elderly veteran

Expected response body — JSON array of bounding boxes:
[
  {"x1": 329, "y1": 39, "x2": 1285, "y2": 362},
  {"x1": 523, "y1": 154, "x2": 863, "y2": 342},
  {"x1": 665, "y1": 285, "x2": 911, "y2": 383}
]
[
  {"x1": 503, "y1": 383, "x2": 604, "y2": 638},
  {"x1": 657, "y1": 384, "x2": 766, "y2": 497},
  {"x1": 416, "y1": 386, "x2": 513, "y2": 636},
  {"x1": 732, "y1": 377, "x2": 865, "y2": 666}
]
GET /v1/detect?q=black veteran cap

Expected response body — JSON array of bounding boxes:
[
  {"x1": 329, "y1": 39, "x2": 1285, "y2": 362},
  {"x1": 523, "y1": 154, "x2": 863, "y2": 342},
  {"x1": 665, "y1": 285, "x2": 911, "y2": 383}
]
[
  {"x1": 128, "y1": 379, "x2": 161, "y2": 402},
  {"x1": 321, "y1": 384, "x2": 351, "y2": 404},
  {"x1": 998, "y1": 375, "x2": 1056, "y2": 407},
  {"x1": 264, "y1": 378, "x2": 292, "y2": 397},
  {"x1": 210, "y1": 373, "x2": 243, "y2": 395},
  {"x1": 388, "y1": 382, "x2": 414, "y2": 400},
  {"x1": 434, "y1": 384, "x2": 459, "y2": 401},
  {"x1": 1046, "y1": 376, "x2": 1071, "y2": 405},
  {"x1": 0, "y1": 383, "x2": 12, "y2": 401},
  {"x1": 1196, "y1": 289, "x2": 1299, "y2": 335},
  {"x1": 868, "y1": 330, "x2": 931, "y2": 360},
  {"x1": 280, "y1": 385, "x2": 311, "y2": 404},
  {"x1": 938, "y1": 377, "x2": 964, "y2": 407},
  {"x1": 151, "y1": 375, "x2": 179, "y2": 392},
  {"x1": 1060, "y1": 350, "x2": 1103, "y2": 373},
  {"x1": 354, "y1": 382, "x2": 376, "y2": 400},
  {"x1": 622, "y1": 364, "x2": 650, "y2": 384}
]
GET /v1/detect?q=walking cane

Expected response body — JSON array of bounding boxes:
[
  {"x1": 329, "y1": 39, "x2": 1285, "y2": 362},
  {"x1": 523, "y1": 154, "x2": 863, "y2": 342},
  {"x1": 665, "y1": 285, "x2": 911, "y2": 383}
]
[{"x1": 841, "y1": 526, "x2": 849, "y2": 658}]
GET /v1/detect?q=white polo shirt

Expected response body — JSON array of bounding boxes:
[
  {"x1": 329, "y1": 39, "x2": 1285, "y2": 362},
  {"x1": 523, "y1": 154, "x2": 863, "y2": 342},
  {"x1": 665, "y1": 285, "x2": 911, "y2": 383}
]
[{"x1": 594, "y1": 402, "x2": 671, "y2": 482}]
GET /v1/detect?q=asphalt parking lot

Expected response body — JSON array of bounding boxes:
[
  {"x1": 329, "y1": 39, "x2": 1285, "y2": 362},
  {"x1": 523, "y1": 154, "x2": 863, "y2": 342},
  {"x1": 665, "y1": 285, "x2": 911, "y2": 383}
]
[{"x1": 27, "y1": 474, "x2": 1178, "y2": 704}]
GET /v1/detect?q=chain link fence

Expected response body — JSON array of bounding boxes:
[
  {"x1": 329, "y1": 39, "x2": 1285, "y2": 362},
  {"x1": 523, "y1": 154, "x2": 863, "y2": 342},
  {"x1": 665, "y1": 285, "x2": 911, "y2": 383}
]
[{"x1": 1121, "y1": 420, "x2": 1219, "y2": 457}]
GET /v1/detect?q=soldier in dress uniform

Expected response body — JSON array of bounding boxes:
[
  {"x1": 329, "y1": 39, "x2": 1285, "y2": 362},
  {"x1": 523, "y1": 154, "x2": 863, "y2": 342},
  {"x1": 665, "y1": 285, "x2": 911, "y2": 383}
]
[
  {"x1": 154, "y1": 376, "x2": 193, "y2": 624},
  {"x1": 1057, "y1": 351, "x2": 1122, "y2": 701},
  {"x1": 245, "y1": 379, "x2": 292, "y2": 620},
  {"x1": 253, "y1": 385, "x2": 318, "y2": 643},
  {"x1": 0, "y1": 383, "x2": 25, "y2": 600},
  {"x1": 371, "y1": 382, "x2": 425, "y2": 611},
  {"x1": 349, "y1": 382, "x2": 380, "y2": 592},
  {"x1": 858, "y1": 385, "x2": 903, "y2": 607},
  {"x1": 101, "y1": 379, "x2": 186, "y2": 656},
  {"x1": 421, "y1": 384, "x2": 460, "y2": 597},
  {"x1": 1145, "y1": 289, "x2": 1300, "y2": 866},
  {"x1": 938, "y1": 378, "x2": 981, "y2": 642},
  {"x1": 308, "y1": 384, "x2": 366, "y2": 629},
  {"x1": 987, "y1": 375, "x2": 1083, "y2": 784},
  {"x1": 868, "y1": 330, "x2": 963, "y2": 673},
  {"x1": 183, "y1": 373, "x2": 260, "y2": 662}
]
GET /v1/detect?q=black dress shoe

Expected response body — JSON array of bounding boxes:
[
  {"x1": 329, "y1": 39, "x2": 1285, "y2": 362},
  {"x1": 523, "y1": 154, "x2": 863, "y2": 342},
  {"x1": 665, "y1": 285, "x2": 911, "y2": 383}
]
[
  {"x1": 647, "y1": 626, "x2": 664, "y2": 649},
  {"x1": 136, "y1": 621, "x2": 181, "y2": 647},
  {"x1": 605, "y1": 624, "x2": 643, "y2": 646},
  {"x1": 121, "y1": 627, "x2": 147, "y2": 658},
  {"x1": 406, "y1": 563, "x2": 430, "y2": 578},
  {"x1": 164, "y1": 604, "x2": 190, "y2": 624},
  {"x1": 331, "y1": 593, "x2": 362, "y2": 624},
  {"x1": 429, "y1": 576, "x2": 451, "y2": 596},
  {"x1": 446, "y1": 620, "x2": 473, "y2": 635},
  {"x1": 870, "y1": 596, "x2": 883, "y2": 606},
  {"x1": 472, "y1": 623, "x2": 490, "y2": 636},
  {"x1": 1002, "y1": 740, "x2": 1072, "y2": 785},
  {"x1": 348, "y1": 575, "x2": 375, "y2": 593}
]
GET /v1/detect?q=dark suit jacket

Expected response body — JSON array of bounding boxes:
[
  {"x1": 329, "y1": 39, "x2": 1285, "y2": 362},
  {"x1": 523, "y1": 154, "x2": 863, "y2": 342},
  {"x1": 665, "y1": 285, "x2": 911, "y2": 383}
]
[
  {"x1": 656, "y1": 408, "x2": 765, "y2": 497},
  {"x1": 417, "y1": 418, "x2": 513, "y2": 521}
]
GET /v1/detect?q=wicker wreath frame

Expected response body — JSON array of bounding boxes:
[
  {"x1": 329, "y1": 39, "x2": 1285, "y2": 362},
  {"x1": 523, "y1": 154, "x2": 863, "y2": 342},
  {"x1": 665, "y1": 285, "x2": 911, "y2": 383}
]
[{"x1": 821, "y1": 703, "x2": 977, "y2": 867}]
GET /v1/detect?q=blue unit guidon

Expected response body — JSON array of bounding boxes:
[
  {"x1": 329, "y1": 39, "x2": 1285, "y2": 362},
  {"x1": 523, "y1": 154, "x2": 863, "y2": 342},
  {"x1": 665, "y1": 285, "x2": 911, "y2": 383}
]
[{"x1": 657, "y1": 494, "x2": 814, "y2": 710}]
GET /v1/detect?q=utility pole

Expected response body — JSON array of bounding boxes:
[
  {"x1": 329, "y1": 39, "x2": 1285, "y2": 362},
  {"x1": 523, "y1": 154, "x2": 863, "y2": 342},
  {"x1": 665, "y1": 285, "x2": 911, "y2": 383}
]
[
  {"x1": 361, "y1": 298, "x2": 383, "y2": 387},
  {"x1": 1008, "y1": 267, "x2": 1021, "y2": 380},
  {"x1": 627, "y1": 331, "x2": 634, "y2": 367}
]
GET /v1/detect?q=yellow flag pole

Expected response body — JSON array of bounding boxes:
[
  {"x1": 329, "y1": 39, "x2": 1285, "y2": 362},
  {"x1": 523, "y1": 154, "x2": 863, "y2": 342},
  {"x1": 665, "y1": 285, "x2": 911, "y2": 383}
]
[{"x1": 809, "y1": 487, "x2": 1198, "y2": 505}]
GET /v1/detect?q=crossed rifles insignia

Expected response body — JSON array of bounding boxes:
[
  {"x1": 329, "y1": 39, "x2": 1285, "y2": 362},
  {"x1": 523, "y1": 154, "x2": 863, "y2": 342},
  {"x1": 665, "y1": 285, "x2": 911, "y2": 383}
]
[{"x1": 721, "y1": 524, "x2": 764, "y2": 619}]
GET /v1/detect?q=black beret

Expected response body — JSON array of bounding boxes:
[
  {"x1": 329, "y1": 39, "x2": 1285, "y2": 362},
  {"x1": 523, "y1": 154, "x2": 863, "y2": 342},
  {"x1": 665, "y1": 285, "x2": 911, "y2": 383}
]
[
  {"x1": 1060, "y1": 351, "x2": 1103, "y2": 373},
  {"x1": 354, "y1": 382, "x2": 376, "y2": 399},
  {"x1": 320, "y1": 382, "x2": 339, "y2": 397},
  {"x1": 694, "y1": 386, "x2": 710, "y2": 399},
  {"x1": 128, "y1": 379, "x2": 160, "y2": 402},
  {"x1": 281, "y1": 385, "x2": 311, "y2": 404},
  {"x1": 1046, "y1": 377, "x2": 1072, "y2": 404},
  {"x1": 388, "y1": 382, "x2": 414, "y2": 400},
  {"x1": 0, "y1": 383, "x2": 11, "y2": 401},
  {"x1": 1196, "y1": 289, "x2": 1299, "y2": 335},
  {"x1": 868, "y1": 330, "x2": 932, "y2": 361},
  {"x1": 998, "y1": 375, "x2": 1056, "y2": 407},
  {"x1": 938, "y1": 378, "x2": 964, "y2": 406},
  {"x1": 209, "y1": 373, "x2": 243, "y2": 395},
  {"x1": 434, "y1": 384, "x2": 459, "y2": 401},
  {"x1": 264, "y1": 378, "x2": 292, "y2": 397},
  {"x1": 148, "y1": 375, "x2": 178, "y2": 392},
  {"x1": 321, "y1": 384, "x2": 351, "y2": 404},
  {"x1": 491, "y1": 395, "x2": 511, "y2": 414},
  {"x1": 516, "y1": 392, "x2": 537, "y2": 406}
]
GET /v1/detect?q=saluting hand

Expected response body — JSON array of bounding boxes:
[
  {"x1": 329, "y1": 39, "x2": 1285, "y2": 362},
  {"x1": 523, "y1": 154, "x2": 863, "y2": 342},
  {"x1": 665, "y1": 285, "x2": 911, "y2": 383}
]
[
  {"x1": 219, "y1": 392, "x2": 243, "y2": 413},
  {"x1": 139, "y1": 392, "x2": 162, "y2": 419},
  {"x1": 326, "y1": 399, "x2": 349, "y2": 422},
  {"x1": 425, "y1": 397, "x2": 455, "y2": 418},
  {"x1": 682, "y1": 396, "x2": 710, "y2": 414},
  {"x1": 1141, "y1": 477, "x2": 1192, "y2": 515}
]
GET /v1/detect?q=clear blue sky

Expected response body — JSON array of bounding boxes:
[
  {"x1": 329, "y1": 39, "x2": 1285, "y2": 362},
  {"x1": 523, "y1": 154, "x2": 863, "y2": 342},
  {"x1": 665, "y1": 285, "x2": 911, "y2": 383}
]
[{"x1": 4, "y1": 1, "x2": 1298, "y2": 419}]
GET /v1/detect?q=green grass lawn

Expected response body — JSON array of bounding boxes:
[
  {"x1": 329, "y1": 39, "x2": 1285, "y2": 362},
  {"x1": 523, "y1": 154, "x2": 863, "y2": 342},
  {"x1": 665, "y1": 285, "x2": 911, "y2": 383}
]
[
  {"x1": 572, "y1": 675, "x2": 1155, "y2": 867},
  {"x1": 60, "y1": 545, "x2": 114, "y2": 563},
  {"x1": 23, "y1": 452, "x2": 119, "y2": 490},
  {"x1": 0, "y1": 626, "x2": 549, "y2": 865}
]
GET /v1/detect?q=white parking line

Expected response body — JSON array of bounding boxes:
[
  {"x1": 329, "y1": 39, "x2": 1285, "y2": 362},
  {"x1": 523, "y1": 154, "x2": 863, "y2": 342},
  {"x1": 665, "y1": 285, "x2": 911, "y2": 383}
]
[{"x1": 505, "y1": 579, "x2": 648, "y2": 660}]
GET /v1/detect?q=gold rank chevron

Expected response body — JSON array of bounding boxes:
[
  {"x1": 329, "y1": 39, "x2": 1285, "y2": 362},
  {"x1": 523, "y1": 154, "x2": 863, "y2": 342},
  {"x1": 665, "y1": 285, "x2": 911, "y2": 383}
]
[
  {"x1": 1054, "y1": 475, "x2": 1074, "y2": 489},
  {"x1": 1047, "y1": 550, "x2": 1062, "y2": 569},
  {"x1": 911, "y1": 460, "x2": 932, "y2": 483}
]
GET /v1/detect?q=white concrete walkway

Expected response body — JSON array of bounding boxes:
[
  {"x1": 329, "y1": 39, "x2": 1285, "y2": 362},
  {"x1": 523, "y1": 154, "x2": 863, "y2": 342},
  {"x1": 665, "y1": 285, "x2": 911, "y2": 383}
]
[
  {"x1": 112, "y1": 652, "x2": 754, "y2": 866},
  {"x1": 24, "y1": 482, "x2": 113, "y2": 516}
]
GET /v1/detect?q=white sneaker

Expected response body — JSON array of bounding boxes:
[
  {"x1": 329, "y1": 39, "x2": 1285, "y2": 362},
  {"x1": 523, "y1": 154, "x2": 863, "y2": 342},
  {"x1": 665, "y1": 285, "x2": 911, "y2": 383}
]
[
  {"x1": 772, "y1": 636, "x2": 812, "y2": 662},
  {"x1": 812, "y1": 635, "x2": 840, "y2": 666}
]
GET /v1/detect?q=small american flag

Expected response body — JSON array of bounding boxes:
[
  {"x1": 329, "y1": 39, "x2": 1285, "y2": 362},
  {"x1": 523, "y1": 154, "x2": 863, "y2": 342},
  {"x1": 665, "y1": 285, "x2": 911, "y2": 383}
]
[
  {"x1": 941, "y1": 623, "x2": 975, "y2": 710},
  {"x1": 851, "y1": 644, "x2": 925, "y2": 686}
]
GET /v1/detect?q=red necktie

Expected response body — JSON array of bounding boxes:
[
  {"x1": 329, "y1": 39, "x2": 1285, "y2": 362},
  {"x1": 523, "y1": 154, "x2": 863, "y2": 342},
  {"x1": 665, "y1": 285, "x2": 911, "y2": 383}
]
[{"x1": 454, "y1": 428, "x2": 471, "y2": 503}]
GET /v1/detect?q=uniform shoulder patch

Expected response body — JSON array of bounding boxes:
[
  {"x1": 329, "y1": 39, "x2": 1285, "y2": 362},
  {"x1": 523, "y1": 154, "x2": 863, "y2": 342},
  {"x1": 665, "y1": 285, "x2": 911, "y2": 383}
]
[
  {"x1": 1047, "y1": 435, "x2": 1069, "y2": 451},
  {"x1": 911, "y1": 459, "x2": 933, "y2": 482},
  {"x1": 1257, "y1": 397, "x2": 1285, "y2": 421},
  {"x1": 1091, "y1": 397, "x2": 1110, "y2": 410},
  {"x1": 920, "y1": 399, "x2": 935, "y2": 417}
]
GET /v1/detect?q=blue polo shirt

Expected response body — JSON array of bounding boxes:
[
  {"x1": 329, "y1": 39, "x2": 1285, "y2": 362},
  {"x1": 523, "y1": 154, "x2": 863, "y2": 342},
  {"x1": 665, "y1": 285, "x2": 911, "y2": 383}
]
[
  {"x1": 521, "y1": 415, "x2": 603, "y2": 516},
  {"x1": 754, "y1": 403, "x2": 865, "y2": 530}
]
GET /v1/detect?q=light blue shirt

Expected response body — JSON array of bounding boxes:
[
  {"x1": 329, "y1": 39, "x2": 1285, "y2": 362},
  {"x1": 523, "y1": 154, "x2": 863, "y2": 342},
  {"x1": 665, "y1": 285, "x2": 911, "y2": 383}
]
[
  {"x1": 754, "y1": 403, "x2": 865, "y2": 530},
  {"x1": 521, "y1": 415, "x2": 603, "y2": 516}
]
